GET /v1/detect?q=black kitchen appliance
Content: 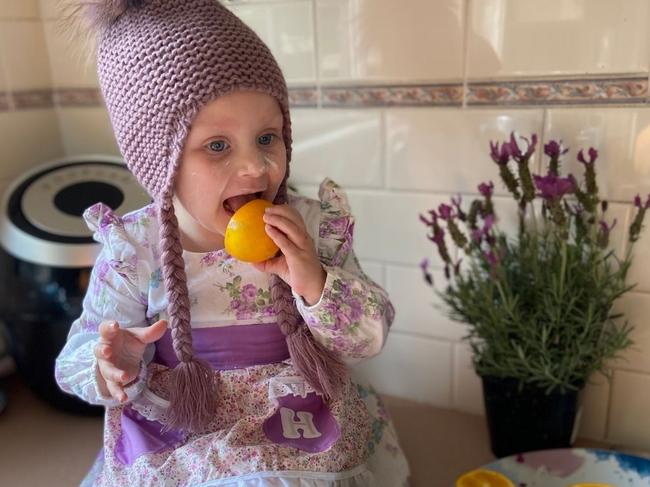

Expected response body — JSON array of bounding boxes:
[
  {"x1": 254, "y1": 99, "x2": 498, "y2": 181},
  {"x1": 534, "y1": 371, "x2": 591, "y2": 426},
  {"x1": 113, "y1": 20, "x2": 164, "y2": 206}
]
[{"x1": 0, "y1": 156, "x2": 150, "y2": 414}]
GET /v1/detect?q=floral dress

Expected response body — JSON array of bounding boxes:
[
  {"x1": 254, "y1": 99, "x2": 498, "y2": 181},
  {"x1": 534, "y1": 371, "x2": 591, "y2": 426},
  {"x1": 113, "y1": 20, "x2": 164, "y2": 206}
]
[{"x1": 55, "y1": 179, "x2": 410, "y2": 487}]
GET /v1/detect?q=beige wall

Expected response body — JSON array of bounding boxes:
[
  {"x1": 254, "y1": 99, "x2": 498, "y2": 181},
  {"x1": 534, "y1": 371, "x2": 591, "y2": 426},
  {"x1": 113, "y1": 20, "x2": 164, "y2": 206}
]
[
  {"x1": 3, "y1": 0, "x2": 648, "y2": 450},
  {"x1": 0, "y1": 0, "x2": 63, "y2": 190}
]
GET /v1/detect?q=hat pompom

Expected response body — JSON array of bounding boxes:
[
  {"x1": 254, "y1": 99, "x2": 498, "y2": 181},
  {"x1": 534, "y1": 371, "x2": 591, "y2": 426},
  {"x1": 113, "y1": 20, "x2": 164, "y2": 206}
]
[{"x1": 77, "y1": 0, "x2": 145, "y2": 32}]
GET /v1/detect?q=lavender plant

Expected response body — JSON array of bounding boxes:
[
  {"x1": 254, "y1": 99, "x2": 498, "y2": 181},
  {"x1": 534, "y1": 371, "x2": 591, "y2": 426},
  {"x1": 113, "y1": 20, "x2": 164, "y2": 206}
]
[{"x1": 421, "y1": 132, "x2": 650, "y2": 393}]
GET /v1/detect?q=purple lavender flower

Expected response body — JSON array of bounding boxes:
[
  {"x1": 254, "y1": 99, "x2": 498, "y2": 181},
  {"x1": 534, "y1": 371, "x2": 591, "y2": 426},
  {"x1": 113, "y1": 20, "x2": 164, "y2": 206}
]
[
  {"x1": 634, "y1": 194, "x2": 650, "y2": 209},
  {"x1": 544, "y1": 140, "x2": 569, "y2": 159},
  {"x1": 438, "y1": 203, "x2": 454, "y2": 220},
  {"x1": 420, "y1": 209, "x2": 440, "y2": 227},
  {"x1": 452, "y1": 195, "x2": 462, "y2": 209},
  {"x1": 489, "y1": 140, "x2": 511, "y2": 165},
  {"x1": 451, "y1": 195, "x2": 467, "y2": 221},
  {"x1": 533, "y1": 174, "x2": 575, "y2": 200},
  {"x1": 429, "y1": 227, "x2": 446, "y2": 245},
  {"x1": 483, "y1": 249, "x2": 500, "y2": 268},
  {"x1": 472, "y1": 214, "x2": 495, "y2": 243},
  {"x1": 509, "y1": 132, "x2": 538, "y2": 163},
  {"x1": 599, "y1": 219, "x2": 618, "y2": 233},
  {"x1": 598, "y1": 218, "x2": 618, "y2": 248},
  {"x1": 577, "y1": 147, "x2": 598, "y2": 167},
  {"x1": 420, "y1": 259, "x2": 435, "y2": 287},
  {"x1": 630, "y1": 193, "x2": 650, "y2": 242},
  {"x1": 479, "y1": 181, "x2": 494, "y2": 198},
  {"x1": 483, "y1": 213, "x2": 495, "y2": 232}
]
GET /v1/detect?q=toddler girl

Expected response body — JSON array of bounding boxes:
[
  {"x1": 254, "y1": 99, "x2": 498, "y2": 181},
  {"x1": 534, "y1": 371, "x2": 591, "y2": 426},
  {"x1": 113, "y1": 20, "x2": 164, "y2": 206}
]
[{"x1": 55, "y1": 1, "x2": 410, "y2": 485}]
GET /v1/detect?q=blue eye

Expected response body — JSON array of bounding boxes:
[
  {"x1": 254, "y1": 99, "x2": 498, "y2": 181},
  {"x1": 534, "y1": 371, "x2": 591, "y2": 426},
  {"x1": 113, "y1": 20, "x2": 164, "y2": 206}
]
[
  {"x1": 259, "y1": 134, "x2": 275, "y2": 146},
  {"x1": 208, "y1": 140, "x2": 227, "y2": 152}
]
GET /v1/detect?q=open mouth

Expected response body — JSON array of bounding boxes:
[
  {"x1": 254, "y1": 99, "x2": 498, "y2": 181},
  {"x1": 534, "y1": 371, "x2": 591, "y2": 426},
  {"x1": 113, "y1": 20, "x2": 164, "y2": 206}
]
[{"x1": 223, "y1": 191, "x2": 264, "y2": 217}]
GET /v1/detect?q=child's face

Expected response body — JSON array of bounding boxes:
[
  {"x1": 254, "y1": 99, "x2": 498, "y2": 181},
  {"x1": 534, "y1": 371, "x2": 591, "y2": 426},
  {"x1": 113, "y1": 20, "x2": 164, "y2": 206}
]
[{"x1": 174, "y1": 90, "x2": 287, "y2": 252}]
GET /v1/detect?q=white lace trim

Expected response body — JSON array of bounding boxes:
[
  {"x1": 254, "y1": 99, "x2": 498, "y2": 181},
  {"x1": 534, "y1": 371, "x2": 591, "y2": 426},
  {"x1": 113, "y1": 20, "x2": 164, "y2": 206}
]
[
  {"x1": 268, "y1": 376, "x2": 320, "y2": 403},
  {"x1": 130, "y1": 387, "x2": 171, "y2": 424}
]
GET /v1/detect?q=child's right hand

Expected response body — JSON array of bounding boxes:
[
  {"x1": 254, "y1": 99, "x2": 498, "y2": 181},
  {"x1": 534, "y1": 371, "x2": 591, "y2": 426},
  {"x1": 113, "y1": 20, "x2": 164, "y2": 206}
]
[{"x1": 94, "y1": 319, "x2": 167, "y2": 402}]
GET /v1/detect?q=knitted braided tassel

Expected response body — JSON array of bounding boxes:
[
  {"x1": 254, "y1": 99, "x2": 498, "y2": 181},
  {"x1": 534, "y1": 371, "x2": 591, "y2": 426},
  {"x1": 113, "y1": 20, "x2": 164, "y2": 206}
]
[{"x1": 159, "y1": 196, "x2": 217, "y2": 433}]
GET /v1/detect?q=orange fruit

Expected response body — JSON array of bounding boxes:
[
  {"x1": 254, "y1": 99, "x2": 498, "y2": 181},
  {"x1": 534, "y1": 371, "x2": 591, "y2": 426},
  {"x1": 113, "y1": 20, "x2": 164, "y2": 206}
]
[
  {"x1": 456, "y1": 469, "x2": 515, "y2": 487},
  {"x1": 224, "y1": 199, "x2": 279, "y2": 263}
]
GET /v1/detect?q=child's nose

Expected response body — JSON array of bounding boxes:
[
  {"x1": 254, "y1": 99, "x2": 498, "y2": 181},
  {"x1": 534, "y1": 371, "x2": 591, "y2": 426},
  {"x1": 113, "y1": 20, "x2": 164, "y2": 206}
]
[{"x1": 236, "y1": 151, "x2": 269, "y2": 177}]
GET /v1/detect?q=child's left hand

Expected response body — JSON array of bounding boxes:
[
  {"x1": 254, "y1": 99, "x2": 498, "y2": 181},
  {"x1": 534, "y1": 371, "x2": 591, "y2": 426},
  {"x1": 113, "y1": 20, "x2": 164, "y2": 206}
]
[{"x1": 252, "y1": 204, "x2": 326, "y2": 306}]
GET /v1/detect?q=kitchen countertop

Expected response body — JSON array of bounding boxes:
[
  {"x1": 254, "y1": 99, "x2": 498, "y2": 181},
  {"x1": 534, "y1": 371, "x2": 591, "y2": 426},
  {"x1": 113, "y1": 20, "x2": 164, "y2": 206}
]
[{"x1": 0, "y1": 374, "x2": 610, "y2": 486}]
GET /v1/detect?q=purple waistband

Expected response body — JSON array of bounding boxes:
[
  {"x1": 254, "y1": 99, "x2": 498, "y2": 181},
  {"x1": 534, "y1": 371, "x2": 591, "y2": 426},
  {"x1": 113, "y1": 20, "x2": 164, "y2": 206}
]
[{"x1": 153, "y1": 323, "x2": 290, "y2": 370}]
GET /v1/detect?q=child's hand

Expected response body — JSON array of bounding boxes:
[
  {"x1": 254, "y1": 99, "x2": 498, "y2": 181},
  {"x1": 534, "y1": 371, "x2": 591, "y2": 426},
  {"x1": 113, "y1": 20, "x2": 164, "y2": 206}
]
[
  {"x1": 253, "y1": 204, "x2": 326, "y2": 306},
  {"x1": 94, "y1": 319, "x2": 167, "y2": 402}
]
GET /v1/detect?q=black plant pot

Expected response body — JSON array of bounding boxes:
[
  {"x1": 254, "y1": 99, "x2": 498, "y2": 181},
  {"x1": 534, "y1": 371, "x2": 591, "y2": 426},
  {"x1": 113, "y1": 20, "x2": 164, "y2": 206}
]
[{"x1": 482, "y1": 375, "x2": 582, "y2": 458}]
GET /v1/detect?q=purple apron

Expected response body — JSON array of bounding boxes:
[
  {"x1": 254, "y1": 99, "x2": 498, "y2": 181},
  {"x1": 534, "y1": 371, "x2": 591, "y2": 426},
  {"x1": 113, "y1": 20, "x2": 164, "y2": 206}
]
[{"x1": 115, "y1": 323, "x2": 340, "y2": 465}]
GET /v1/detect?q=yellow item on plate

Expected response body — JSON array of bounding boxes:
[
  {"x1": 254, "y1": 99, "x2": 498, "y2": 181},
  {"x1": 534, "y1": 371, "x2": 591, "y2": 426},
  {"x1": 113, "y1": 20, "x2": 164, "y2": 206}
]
[
  {"x1": 455, "y1": 468, "x2": 515, "y2": 487},
  {"x1": 224, "y1": 199, "x2": 279, "y2": 263}
]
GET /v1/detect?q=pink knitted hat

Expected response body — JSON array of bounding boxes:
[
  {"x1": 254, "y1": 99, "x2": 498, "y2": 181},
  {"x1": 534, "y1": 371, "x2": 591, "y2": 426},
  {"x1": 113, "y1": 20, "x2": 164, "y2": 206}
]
[{"x1": 76, "y1": 0, "x2": 346, "y2": 433}]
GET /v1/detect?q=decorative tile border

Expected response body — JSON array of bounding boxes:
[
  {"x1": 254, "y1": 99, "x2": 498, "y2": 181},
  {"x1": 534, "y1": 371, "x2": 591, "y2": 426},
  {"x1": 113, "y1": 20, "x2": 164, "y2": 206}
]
[
  {"x1": 0, "y1": 92, "x2": 11, "y2": 111},
  {"x1": 288, "y1": 86, "x2": 318, "y2": 107},
  {"x1": 54, "y1": 88, "x2": 104, "y2": 107},
  {"x1": 12, "y1": 89, "x2": 54, "y2": 110},
  {"x1": 0, "y1": 76, "x2": 648, "y2": 112},
  {"x1": 322, "y1": 83, "x2": 463, "y2": 107},
  {"x1": 466, "y1": 76, "x2": 648, "y2": 106}
]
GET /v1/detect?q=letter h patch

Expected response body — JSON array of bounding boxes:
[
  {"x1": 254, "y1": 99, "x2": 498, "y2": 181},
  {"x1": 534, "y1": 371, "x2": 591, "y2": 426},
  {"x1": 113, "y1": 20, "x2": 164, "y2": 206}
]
[{"x1": 263, "y1": 392, "x2": 340, "y2": 452}]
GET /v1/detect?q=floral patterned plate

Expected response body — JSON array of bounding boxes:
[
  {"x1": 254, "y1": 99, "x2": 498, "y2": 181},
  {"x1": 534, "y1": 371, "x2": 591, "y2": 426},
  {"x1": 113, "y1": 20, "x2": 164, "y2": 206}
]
[{"x1": 474, "y1": 448, "x2": 650, "y2": 486}]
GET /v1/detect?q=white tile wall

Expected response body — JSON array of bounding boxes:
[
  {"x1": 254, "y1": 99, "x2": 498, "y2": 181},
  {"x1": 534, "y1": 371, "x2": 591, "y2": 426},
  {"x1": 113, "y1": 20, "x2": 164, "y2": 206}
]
[
  {"x1": 42, "y1": 20, "x2": 98, "y2": 88},
  {"x1": 386, "y1": 265, "x2": 467, "y2": 342},
  {"x1": 452, "y1": 342, "x2": 484, "y2": 416},
  {"x1": 352, "y1": 332, "x2": 453, "y2": 406},
  {"x1": 0, "y1": 0, "x2": 40, "y2": 19},
  {"x1": 614, "y1": 292, "x2": 650, "y2": 374},
  {"x1": 385, "y1": 108, "x2": 544, "y2": 194},
  {"x1": 56, "y1": 108, "x2": 119, "y2": 157},
  {"x1": 0, "y1": 20, "x2": 51, "y2": 90},
  {"x1": 543, "y1": 108, "x2": 650, "y2": 204},
  {"x1": 228, "y1": 1, "x2": 316, "y2": 84},
  {"x1": 627, "y1": 215, "x2": 650, "y2": 293},
  {"x1": 468, "y1": 0, "x2": 650, "y2": 79},
  {"x1": 0, "y1": 109, "x2": 63, "y2": 181},
  {"x1": 37, "y1": 0, "x2": 60, "y2": 20},
  {"x1": 316, "y1": 0, "x2": 465, "y2": 83},
  {"x1": 578, "y1": 374, "x2": 610, "y2": 441},
  {"x1": 345, "y1": 190, "x2": 456, "y2": 267},
  {"x1": 291, "y1": 108, "x2": 383, "y2": 188},
  {"x1": 608, "y1": 369, "x2": 650, "y2": 449},
  {"x1": 291, "y1": 185, "x2": 455, "y2": 268}
]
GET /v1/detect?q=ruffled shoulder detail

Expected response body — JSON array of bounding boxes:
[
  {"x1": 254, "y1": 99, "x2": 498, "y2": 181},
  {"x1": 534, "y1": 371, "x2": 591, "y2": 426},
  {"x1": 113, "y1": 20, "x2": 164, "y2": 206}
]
[
  {"x1": 82, "y1": 203, "x2": 149, "y2": 298},
  {"x1": 317, "y1": 178, "x2": 355, "y2": 267},
  {"x1": 83, "y1": 202, "x2": 125, "y2": 239},
  {"x1": 83, "y1": 202, "x2": 157, "y2": 242}
]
